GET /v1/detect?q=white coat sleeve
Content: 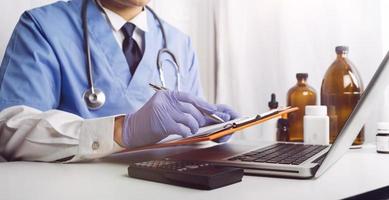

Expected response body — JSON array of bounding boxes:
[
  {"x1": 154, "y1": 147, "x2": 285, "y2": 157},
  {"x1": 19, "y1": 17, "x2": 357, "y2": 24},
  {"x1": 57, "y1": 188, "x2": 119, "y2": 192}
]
[{"x1": 0, "y1": 106, "x2": 124, "y2": 162}]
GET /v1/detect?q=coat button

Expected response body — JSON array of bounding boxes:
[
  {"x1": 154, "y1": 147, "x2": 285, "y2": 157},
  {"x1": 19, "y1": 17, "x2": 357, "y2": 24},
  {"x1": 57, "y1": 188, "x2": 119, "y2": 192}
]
[{"x1": 92, "y1": 141, "x2": 100, "y2": 150}]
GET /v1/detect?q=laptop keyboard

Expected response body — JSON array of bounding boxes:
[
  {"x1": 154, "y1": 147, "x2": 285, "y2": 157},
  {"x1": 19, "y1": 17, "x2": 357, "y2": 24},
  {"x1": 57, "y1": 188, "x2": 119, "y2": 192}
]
[{"x1": 228, "y1": 143, "x2": 328, "y2": 165}]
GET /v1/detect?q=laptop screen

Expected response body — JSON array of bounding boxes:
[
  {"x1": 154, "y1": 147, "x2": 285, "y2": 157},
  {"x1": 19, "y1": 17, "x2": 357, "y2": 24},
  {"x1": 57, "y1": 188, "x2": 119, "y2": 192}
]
[{"x1": 315, "y1": 51, "x2": 389, "y2": 177}]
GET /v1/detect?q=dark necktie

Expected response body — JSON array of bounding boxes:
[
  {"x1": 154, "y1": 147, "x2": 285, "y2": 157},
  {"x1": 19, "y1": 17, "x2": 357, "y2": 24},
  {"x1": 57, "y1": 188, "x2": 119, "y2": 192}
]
[{"x1": 121, "y1": 22, "x2": 142, "y2": 75}]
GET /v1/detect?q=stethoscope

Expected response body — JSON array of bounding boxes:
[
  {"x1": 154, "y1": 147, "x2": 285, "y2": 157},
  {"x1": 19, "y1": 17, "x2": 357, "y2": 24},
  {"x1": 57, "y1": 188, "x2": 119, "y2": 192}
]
[{"x1": 81, "y1": 0, "x2": 181, "y2": 110}]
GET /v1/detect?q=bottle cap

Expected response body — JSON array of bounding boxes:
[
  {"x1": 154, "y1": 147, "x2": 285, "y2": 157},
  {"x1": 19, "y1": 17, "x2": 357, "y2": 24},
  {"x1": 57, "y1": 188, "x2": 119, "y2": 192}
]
[
  {"x1": 296, "y1": 73, "x2": 308, "y2": 80},
  {"x1": 335, "y1": 46, "x2": 349, "y2": 54},
  {"x1": 268, "y1": 93, "x2": 279, "y2": 109},
  {"x1": 305, "y1": 105, "x2": 327, "y2": 116},
  {"x1": 377, "y1": 122, "x2": 389, "y2": 133}
]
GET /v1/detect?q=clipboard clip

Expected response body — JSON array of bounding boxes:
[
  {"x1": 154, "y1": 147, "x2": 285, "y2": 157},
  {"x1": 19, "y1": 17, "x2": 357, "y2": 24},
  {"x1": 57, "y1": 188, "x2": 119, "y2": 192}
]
[
  {"x1": 223, "y1": 123, "x2": 234, "y2": 129},
  {"x1": 231, "y1": 115, "x2": 261, "y2": 128},
  {"x1": 230, "y1": 107, "x2": 291, "y2": 128}
]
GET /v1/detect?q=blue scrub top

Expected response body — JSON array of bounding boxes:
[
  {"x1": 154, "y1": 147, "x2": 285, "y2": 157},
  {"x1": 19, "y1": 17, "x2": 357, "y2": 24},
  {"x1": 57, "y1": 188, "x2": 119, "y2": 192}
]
[{"x1": 0, "y1": 0, "x2": 203, "y2": 119}]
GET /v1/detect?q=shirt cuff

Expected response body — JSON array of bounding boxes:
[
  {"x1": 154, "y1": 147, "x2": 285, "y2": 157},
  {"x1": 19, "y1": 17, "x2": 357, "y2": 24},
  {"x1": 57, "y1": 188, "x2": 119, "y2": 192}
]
[{"x1": 67, "y1": 116, "x2": 125, "y2": 162}]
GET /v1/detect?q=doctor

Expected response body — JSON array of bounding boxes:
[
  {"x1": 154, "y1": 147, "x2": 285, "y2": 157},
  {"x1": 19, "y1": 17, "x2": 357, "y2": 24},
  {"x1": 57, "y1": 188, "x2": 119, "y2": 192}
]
[{"x1": 0, "y1": 0, "x2": 238, "y2": 162}]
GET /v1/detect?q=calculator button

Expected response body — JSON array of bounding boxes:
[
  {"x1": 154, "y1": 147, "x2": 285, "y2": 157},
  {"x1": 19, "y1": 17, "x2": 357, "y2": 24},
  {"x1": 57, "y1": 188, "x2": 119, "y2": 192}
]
[
  {"x1": 186, "y1": 165, "x2": 199, "y2": 169},
  {"x1": 178, "y1": 168, "x2": 187, "y2": 172}
]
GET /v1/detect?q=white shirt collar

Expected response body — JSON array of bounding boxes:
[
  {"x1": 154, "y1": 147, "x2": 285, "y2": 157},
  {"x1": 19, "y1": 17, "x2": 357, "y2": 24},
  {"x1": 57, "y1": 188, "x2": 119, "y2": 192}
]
[{"x1": 96, "y1": 0, "x2": 148, "y2": 33}]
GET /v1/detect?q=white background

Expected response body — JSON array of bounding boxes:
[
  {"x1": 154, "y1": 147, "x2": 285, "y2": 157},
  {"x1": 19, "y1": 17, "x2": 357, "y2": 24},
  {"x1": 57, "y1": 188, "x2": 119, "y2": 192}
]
[{"x1": 1, "y1": 0, "x2": 388, "y2": 143}]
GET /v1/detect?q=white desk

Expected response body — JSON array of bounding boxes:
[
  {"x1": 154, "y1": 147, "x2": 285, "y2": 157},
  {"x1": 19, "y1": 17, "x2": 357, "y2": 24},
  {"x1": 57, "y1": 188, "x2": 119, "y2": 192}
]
[{"x1": 1, "y1": 143, "x2": 389, "y2": 200}]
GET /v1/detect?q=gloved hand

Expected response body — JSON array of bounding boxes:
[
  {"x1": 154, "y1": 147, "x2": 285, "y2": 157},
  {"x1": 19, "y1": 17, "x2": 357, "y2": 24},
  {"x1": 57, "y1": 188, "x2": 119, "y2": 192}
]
[
  {"x1": 210, "y1": 104, "x2": 240, "y2": 123},
  {"x1": 121, "y1": 90, "x2": 238, "y2": 148},
  {"x1": 211, "y1": 104, "x2": 240, "y2": 143}
]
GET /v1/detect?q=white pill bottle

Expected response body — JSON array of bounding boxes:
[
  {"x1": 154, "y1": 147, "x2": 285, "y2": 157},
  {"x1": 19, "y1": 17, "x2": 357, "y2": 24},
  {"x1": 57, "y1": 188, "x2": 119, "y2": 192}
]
[
  {"x1": 376, "y1": 122, "x2": 389, "y2": 153},
  {"x1": 303, "y1": 106, "x2": 330, "y2": 145}
]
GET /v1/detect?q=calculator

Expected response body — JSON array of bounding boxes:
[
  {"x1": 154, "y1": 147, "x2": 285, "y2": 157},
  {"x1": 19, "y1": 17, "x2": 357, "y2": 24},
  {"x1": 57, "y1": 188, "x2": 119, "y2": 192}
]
[{"x1": 128, "y1": 159, "x2": 244, "y2": 190}]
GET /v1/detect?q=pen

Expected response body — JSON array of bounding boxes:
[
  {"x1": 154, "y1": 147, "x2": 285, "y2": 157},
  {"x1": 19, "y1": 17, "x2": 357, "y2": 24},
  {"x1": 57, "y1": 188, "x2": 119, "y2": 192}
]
[{"x1": 149, "y1": 83, "x2": 225, "y2": 123}]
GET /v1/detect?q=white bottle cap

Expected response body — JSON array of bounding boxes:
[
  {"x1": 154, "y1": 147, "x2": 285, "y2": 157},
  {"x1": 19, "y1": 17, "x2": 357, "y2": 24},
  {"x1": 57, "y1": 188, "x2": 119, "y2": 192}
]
[{"x1": 305, "y1": 105, "x2": 327, "y2": 116}]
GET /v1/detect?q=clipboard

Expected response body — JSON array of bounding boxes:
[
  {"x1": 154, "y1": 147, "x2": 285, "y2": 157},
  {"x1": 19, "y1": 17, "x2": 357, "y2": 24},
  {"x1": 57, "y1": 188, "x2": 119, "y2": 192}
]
[{"x1": 123, "y1": 107, "x2": 298, "y2": 152}]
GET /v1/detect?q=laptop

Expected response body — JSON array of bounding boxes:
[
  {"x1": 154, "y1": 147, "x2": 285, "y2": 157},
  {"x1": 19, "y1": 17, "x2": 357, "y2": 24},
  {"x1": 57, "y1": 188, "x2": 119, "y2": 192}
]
[{"x1": 167, "y1": 51, "x2": 389, "y2": 179}]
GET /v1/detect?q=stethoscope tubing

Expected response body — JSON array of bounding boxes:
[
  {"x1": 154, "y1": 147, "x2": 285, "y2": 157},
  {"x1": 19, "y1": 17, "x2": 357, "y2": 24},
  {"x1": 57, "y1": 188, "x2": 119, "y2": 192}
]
[
  {"x1": 82, "y1": 0, "x2": 181, "y2": 110},
  {"x1": 81, "y1": 0, "x2": 95, "y2": 93},
  {"x1": 157, "y1": 48, "x2": 181, "y2": 90}
]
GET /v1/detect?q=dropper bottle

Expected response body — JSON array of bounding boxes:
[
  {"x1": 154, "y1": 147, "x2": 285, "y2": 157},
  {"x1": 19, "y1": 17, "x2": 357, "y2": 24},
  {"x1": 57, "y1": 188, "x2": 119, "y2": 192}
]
[
  {"x1": 287, "y1": 73, "x2": 317, "y2": 142},
  {"x1": 260, "y1": 93, "x2": 279, "y2": 141}
]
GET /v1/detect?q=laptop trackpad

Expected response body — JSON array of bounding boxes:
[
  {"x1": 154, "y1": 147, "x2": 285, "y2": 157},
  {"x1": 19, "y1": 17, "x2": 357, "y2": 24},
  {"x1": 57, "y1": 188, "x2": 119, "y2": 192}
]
[{"x1": 169, "y1": 143, "x2": 262, "y2": 161}]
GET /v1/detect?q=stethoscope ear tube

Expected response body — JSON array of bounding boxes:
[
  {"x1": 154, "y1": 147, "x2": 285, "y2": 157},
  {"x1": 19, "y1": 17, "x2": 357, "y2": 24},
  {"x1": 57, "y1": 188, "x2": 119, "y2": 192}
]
[
  {"x1": 157, "y1": 48, "x2": 181, "y2": 91},
  {"x1": 147, "y1": 5, "x2": 180, "y2": 91}
]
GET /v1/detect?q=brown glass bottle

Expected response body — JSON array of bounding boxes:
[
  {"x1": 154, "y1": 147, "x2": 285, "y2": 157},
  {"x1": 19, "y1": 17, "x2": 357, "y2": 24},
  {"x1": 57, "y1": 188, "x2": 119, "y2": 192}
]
[
  {"x1": 321, "y1": 46, "x2": 364, "y2": 146},
  {"x1": 287, "y1": 73, "x2": 317, "y2": 142}
]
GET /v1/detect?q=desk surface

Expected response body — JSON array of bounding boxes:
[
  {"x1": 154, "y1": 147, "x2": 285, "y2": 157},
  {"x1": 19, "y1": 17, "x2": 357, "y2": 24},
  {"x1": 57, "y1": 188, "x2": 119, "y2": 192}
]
[{"x1": 1, "y1": 143, "x2": 389, "y2": 200}]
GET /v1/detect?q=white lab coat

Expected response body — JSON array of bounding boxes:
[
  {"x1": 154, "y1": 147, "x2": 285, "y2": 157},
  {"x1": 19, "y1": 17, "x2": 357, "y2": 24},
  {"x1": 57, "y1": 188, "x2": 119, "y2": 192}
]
[{"x1": 0, "y1": 106, "x2": 123, "y2": 162}]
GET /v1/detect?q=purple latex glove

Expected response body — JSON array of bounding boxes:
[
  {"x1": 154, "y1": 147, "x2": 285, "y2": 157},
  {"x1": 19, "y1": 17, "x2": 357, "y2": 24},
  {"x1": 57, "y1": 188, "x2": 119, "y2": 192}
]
[
  {"x1": 208, "y1": 104, "x2": 240, "y2": 124},
  {"x1": 122, "y1": 90, "x2": 237, "y2": 148}
]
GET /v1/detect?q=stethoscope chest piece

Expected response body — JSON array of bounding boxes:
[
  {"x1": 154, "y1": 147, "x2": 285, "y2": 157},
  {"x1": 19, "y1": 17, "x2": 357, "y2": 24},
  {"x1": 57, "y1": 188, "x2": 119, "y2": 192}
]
[{"x1": 83, "y1": 88, "x2": 106, "y2": 110}]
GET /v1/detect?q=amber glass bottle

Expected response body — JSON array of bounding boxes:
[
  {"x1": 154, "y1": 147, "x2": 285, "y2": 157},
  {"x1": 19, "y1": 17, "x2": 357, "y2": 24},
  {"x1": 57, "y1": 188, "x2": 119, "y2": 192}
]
[
  {"x1": 287, "y1": 73, "x2": 317, "y2": 142},
  {"x1": 321, "y1": 46, "x2": 364, "y2": 146}
]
